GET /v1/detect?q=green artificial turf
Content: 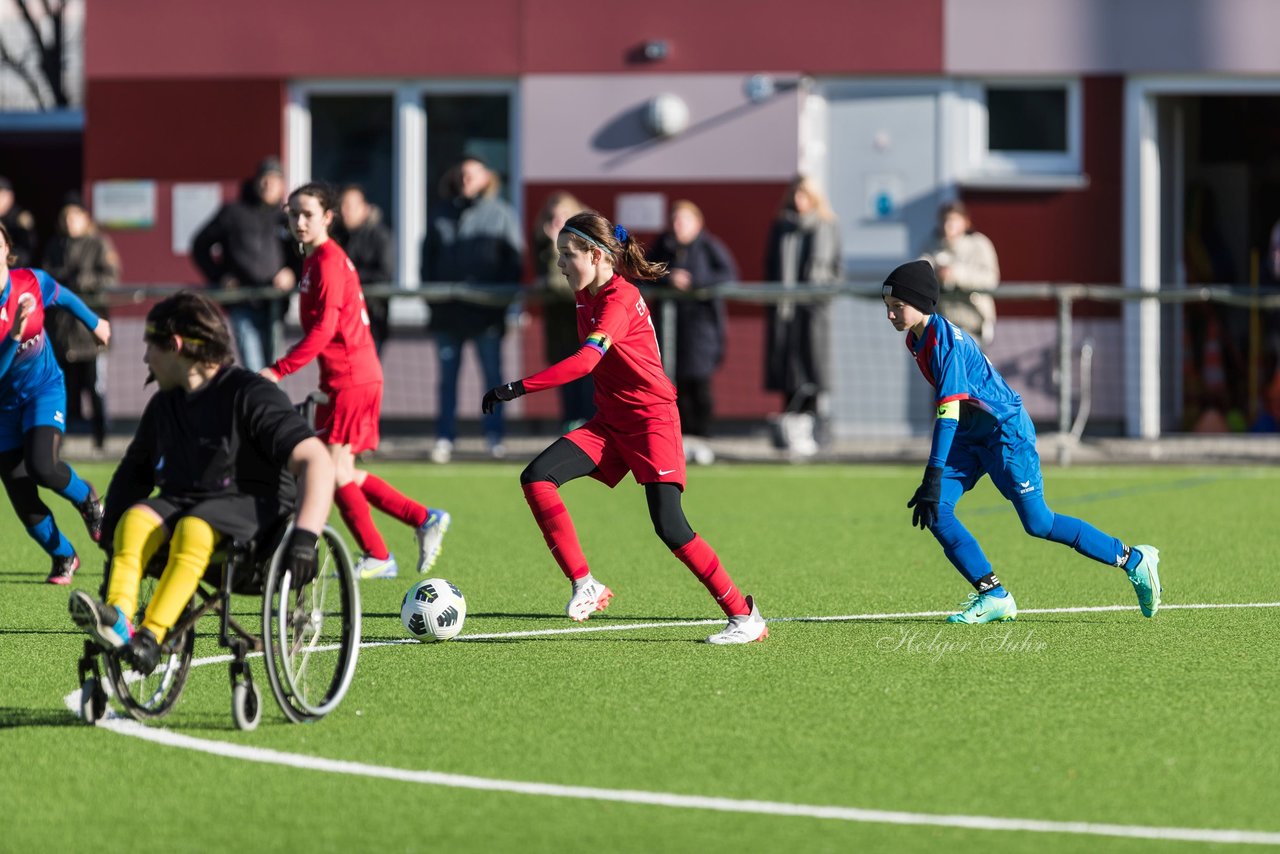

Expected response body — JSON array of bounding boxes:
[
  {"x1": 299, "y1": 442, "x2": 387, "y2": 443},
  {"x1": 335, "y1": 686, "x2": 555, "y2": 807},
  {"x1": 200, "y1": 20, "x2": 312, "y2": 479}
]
[{"x1": 1, "y1": 462, "x2": 1276, "y2": 853}]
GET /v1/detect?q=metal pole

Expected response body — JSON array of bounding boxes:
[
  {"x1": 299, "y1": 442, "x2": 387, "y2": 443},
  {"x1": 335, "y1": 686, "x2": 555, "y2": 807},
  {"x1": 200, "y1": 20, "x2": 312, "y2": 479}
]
[
  {"x1": 660, "y1": 298, "x2": 677, "y2": 380},
  {"x1": 1057, "y1": 291, "x2": 1074, "y2": 437}
]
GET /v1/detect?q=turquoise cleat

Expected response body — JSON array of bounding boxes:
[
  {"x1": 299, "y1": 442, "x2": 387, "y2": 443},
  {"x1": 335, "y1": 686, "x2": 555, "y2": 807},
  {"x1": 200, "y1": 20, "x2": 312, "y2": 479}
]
[
  {"x1": 945, "y1": 590, "x2": 1018, "y2": 624},
  {"x1": 1126, "y1": 545, "x2": 1161, "y2": 618}
]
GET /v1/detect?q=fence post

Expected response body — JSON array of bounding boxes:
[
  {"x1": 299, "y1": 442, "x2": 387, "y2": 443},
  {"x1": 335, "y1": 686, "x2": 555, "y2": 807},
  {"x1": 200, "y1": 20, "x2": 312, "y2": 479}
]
[
  {"x1": 660, "y1": 298, "x2": 677, "y2": 379},
  {"x1": 1057, "y1": 290, "x2": 1074, "y2": 437}
]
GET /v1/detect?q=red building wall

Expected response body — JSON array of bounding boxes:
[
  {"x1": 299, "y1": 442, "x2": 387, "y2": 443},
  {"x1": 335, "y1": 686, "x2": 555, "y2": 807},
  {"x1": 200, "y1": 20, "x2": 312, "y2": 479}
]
[{"x1": 961, "y1": 76, "x2": 1125, "y2": 317}]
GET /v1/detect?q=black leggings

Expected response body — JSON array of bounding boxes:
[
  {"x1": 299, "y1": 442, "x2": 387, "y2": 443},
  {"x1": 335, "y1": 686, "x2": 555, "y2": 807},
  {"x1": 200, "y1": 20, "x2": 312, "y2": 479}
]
[
  {"x1": 0, "y1": 426, "x2": 74, "y2": 527},
  {"x1": 520, "y1": 438, "x2": 696, "y2": 550}
]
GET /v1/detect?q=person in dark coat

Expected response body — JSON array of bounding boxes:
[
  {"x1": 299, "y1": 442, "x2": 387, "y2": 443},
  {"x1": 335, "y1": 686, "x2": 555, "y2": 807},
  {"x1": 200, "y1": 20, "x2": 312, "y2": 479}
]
[
  {"x1": 763, "y1": 176, "x2": 842, "y2": 457},
  {"x1": 649, "y1": 200, "x2": 736, "y2": 456},
  {"x1": 532, "y1": 190, "x2": 594, "y2": 432},
  {"x1": 190, "y1": 157, "x2": 297, "y2": 371},
  {"x1": 0, "y1": 176, "x2": 38, "y2": 268},
  {"x1": 421, "y1": 156, "x2": 523, "y2": 461},
  {"x1": 43, "y1": 197, "x2": 120, "y2": 449},
  {"x1": 337, "y1": 184, "x2": 395, "y2": 355}
]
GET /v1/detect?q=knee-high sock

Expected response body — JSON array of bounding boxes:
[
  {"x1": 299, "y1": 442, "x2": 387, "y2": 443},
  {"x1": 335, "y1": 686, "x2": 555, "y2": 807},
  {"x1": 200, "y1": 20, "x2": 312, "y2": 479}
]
[
  {"x1": 930, "y1": 507, "x2": 996, "y2": 590},
  {"x1": 107, "y1": 507, "x2": 169, "y2": 620},
  {"x1": 26, "y1": 514, "x2": 75, "y2": 559},
  {"x1": 360, "y1": 474, "x2": 428, "y2": 528},
  {"x1": 1045, "y1": 514, "x2": 1129, "y2": 567},
  {"x1": 1015, "y1": 497, "x2": 1129, "y2": 568},
  {"x1": 336, "y1": 482, "x2": 389, "y2": 559},
  {"x1": 142, "y1": 516, "x2": 219, "y2": 643},
  {"x1": 522, "y1": 481, "x2": 588, "y2": 581},
  {"x1": 54, "y1": 464, "x2": 90, "y2": 505},
  {"x1": 672, "y1": 535, "x2": 747, "y2": 618}
]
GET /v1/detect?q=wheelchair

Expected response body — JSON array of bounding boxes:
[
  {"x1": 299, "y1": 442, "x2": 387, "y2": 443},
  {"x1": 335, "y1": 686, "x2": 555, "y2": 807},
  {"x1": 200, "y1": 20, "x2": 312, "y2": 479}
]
[{"x1": 76, "y1": 515, "x2": 359, "y2": 730}]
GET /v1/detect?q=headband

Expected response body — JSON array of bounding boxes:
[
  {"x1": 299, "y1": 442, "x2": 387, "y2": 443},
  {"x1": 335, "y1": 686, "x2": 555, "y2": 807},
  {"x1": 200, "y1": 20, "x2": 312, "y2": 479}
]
[
  {"x1": 562, "y1": 224, "x2": 630, "y2": 250},
  {"x1": 145, "y1": 323, "x2": 206, "y2": 346}
]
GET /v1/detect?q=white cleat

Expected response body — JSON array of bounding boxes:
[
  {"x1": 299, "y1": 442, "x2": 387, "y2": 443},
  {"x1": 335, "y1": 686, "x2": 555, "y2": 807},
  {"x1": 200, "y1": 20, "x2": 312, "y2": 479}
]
[
  {"x1": 355, "y1": 553, "x2": 398, "y2": 580},
  {"x1": 706, "y1": 595, "x2": 769, "y2": 645},
  {"x1": 565, "y1": 576, "x2": 613, "y2": 622},
  {"x1": 415, "y1": 510, "x2": 451, "y2": 574}
]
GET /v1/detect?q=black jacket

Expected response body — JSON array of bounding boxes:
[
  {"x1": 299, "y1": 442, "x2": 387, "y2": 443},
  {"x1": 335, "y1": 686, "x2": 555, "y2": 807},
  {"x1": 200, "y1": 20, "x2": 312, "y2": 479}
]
[
  {"x1": 191, "y1": 182, "x2": 293, "y2": 287},
  {"x1": 649, "y1": 230, "x2": 737, "y2": 380}
]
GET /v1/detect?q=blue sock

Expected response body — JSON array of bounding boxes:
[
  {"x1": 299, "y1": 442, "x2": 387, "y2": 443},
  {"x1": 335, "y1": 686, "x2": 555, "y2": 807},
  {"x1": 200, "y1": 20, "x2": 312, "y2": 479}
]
[
  {"x1": 27, "y1": 515, "x2": 75, "y2": 558},
  {"x1": 987, "y1": 586, "x2": 1009, "y2": 598},
  {"x1": 1123, "y1": 546, "x2": 1142, "y2": 571},
  {"x1": 57, "y1": 467, "x2": 91, "y2": 505}
]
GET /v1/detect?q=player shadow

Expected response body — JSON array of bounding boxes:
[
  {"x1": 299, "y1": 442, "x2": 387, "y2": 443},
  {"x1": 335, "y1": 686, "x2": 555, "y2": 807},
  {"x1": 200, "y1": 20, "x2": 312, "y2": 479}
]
[
  {"x1": 0, "y1": 627, "x2": 85, "y2": 637},
  {"x1": 0, "y1": 707, "x2": 83, "y2": 729}
]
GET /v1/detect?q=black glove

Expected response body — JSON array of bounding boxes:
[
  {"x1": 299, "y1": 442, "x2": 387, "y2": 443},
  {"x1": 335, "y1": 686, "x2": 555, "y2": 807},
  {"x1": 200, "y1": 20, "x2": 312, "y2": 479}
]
[
  {"x1": 283, "y1": 528, "x2": 319, "y2": 586},
  {"x1": 482, "y1": 380, "x2": 525, "y2": 415},
  {"x1": 906, "y1": 466, "x2": 943, "y2": 531}
]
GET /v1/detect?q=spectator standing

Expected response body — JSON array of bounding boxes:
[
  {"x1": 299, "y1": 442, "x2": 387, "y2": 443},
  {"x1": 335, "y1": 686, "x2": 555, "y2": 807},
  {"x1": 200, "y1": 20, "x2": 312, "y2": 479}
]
[
  {"x1": 764, "y1": 175, "x2": 842, "y2": 457},
  {"x1": 0, "y1": 176, "x2": 38, "y2": 267},
  {"x1": 532, "y1": 191, "x2": 593, "y2": 433},
  {"x1": 190, "y1": 157, "x2": 297, "y2": 371},
  {"x1": 337, "y1": 185, "x2": 394, "y2": 355},
  {"x1": 648, "y1": 200, "x2": 736, "y2": 463},
  {"x1": 43, "y1": 197, "x2": 120, "y2": 450},
  {"x1": 918, "y1": 201, "x2": 1000, "y2": 346},
  {"x1": 421, "y1": 156, "x2": 523, "y2": 462}
]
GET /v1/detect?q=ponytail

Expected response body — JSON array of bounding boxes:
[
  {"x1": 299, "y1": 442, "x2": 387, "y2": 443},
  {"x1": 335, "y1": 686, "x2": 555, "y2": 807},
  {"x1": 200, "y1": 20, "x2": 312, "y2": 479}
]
[{"x1": 560, "y1": 211, "x2": 667, "y2": 281}]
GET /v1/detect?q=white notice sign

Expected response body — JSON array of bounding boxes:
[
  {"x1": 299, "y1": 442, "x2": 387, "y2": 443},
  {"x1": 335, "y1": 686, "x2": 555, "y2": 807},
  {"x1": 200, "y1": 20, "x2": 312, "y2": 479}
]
[
  {"x1": 93, "y1": 180, "x2": 156, "y2": 229},
  {"x1": 172, "y1": 183, "x2": 224, "y2": 254}
]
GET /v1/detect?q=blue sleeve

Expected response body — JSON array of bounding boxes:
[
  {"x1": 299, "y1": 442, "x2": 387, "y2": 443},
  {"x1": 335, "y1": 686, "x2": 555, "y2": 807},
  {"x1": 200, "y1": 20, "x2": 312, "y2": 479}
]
[
  {"x1": 36, "y1": 269, "x2": 101, "y2": 330},
  {"x1": 930, "y1": 326, "x2": 970, "y2": 406},
  {"x1": 927, "y1": 415, "x2": 958, "y2": 469}
]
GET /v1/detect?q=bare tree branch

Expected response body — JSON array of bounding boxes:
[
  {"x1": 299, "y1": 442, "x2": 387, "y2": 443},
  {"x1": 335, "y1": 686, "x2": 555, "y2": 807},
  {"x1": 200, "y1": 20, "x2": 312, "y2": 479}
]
[
  {"x1": 8, "y1": 0, "x2": 66, "y2": 109},
  {"x1": 0, "y1": 33, "x2": 49, "y2": 109}
]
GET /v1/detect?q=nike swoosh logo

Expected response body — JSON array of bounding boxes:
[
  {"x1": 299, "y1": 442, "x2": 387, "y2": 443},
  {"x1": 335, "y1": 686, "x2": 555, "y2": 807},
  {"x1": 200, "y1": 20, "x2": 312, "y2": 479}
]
[{"x1": 658, "y1": 468, "x2": 676, "y2": 476}]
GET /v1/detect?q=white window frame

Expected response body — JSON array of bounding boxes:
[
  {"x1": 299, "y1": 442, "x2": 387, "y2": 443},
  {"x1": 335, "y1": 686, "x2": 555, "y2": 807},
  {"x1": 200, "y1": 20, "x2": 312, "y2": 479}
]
[{"x1": 955, "y1": 78, "x2": 1084, "y2": 188}]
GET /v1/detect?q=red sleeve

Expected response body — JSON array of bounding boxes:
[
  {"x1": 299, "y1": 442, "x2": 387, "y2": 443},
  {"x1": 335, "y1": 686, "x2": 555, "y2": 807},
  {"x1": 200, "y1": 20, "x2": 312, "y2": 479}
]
[
  {"x1": 521, "y1": 345, "x2": 603, "y2": 393},
  {"x1": 271, "y1": 259, "x2": 339, "y2": 377}
]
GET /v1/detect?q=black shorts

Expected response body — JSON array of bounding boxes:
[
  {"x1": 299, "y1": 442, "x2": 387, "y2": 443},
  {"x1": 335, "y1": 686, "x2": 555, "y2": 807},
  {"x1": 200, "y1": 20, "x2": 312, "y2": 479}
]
[{"x1": 141, "y1": 493, "x2": 288, "y2": 544}]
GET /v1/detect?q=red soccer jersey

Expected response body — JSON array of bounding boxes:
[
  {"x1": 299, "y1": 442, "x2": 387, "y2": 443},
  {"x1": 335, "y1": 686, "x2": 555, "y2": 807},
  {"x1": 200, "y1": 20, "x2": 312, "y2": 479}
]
[
  {"x1": 523, "y1": 273, "x2": 675, "y2": 424},
  {"x1": 270, "y1": 240, "x2": 382, "y2": 390}
]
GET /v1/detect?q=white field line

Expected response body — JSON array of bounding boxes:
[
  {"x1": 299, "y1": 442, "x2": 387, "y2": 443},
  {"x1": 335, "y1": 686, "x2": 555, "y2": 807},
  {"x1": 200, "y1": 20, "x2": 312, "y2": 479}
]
[{"x1": 62, "y1": 600, "x2": 1280, "y2": 847}]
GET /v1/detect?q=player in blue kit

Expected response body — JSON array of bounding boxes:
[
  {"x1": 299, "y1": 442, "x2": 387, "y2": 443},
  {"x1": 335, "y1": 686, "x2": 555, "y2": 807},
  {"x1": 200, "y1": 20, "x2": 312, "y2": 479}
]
[
  {"x1": 0, "y1": 222, "x2": 111, "y2": 584},
  {"x1": 881, "y1": 260, "x2": 1161, "y2": 623}
]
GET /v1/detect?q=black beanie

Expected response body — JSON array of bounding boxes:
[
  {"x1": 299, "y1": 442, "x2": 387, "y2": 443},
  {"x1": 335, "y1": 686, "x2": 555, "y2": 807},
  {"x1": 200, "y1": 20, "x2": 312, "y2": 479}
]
[{"x1": 882, "y1": 260, "x2": 939, "y2": 314}]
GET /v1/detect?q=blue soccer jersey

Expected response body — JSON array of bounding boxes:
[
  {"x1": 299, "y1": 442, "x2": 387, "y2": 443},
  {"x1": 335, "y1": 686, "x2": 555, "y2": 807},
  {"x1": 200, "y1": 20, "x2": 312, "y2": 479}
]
[
  {"x1": 906, "y1": 313, "x2": 1023, "y2": 434},
  {"x1": 0, "y1": 269, "x2": 100, "y2": 409}
]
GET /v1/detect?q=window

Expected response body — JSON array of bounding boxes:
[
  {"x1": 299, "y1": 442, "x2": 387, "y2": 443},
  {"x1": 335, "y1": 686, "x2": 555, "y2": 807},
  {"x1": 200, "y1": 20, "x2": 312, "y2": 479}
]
[{"x1": 956, "y1": 79, "x2": 1083, "y2": 187}]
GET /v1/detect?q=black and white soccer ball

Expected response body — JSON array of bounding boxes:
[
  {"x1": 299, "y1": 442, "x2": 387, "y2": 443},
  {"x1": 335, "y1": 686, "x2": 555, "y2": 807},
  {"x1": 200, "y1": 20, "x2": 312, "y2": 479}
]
[{"x1": 401, "y1": 577, "x2": 466, "y2": 642}]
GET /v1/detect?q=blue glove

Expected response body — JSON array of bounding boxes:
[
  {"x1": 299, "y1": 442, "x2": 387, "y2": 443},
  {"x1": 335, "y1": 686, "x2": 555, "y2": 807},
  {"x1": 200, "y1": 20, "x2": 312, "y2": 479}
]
[{"x1": 907, "y1": 466, "x2": 943, "y2": 530}]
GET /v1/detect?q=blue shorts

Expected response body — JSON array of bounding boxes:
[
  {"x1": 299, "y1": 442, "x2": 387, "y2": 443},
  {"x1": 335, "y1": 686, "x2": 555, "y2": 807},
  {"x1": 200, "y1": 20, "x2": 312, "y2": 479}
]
[
  {"x1": 0, "y1": 384, "x2": 67, "y2": 453},
  {"x1": 942, "y1": 410, "x2": 1044, "y2": 504}
]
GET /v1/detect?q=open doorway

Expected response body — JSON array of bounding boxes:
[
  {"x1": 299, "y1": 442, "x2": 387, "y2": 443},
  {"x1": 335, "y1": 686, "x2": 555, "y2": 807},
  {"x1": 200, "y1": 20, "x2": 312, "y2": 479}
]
[{"x1": 1162, "y1": 94, "x2": 1280, "y2": 433}]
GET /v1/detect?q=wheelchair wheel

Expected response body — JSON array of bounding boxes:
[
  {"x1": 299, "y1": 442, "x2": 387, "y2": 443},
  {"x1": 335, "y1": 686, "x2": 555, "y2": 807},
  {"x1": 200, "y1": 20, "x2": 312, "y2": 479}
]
[
  {"x1": 231, "y1": 679, "x2": 262, "y2": 731},
  {"x1": 105, "y1": 578, "x2": 196, "y2": 721},
  {"x1": 262, "y1": 524, "x2": 360, "y2": 723}
]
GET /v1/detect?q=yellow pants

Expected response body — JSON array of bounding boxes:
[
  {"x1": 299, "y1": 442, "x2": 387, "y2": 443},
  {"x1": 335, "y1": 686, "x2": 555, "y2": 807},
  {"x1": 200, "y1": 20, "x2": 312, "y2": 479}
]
[{"x1": 106, "y1": 507, "x2": 219, "y2": 644}]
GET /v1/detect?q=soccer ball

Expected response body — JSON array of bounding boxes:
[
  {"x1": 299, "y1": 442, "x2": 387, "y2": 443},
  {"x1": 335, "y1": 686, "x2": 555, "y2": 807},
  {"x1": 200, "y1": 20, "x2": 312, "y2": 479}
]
[{"x1": 401, "y1": 578, "x2": 466, "y2": 642}]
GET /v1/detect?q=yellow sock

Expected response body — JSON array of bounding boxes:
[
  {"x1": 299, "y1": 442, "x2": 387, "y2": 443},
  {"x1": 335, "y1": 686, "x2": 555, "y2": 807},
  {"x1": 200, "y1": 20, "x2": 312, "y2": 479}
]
[
  {"x1": 106, "y1": 506, "x2": 168, "y2": 621},
  {"x1": 142, "y1": 516, "x2": 219, "y2": 644}
]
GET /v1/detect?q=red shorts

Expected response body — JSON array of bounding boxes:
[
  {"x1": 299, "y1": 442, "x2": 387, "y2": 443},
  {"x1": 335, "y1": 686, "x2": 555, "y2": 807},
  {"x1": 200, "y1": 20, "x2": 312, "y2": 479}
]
[
  {"x1": 316, "y1": 382, "x2": 382, "y2": 454},
  {"x1": 565, "y1": 408, "x2": 686, "y2": 491}
]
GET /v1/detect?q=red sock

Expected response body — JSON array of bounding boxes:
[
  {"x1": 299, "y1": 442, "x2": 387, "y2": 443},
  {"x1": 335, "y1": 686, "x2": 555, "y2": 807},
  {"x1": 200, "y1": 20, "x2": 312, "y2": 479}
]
[
  {"x1": 360, "y1": 474, "x2": 428, "y2": 528},
  {"x1": 522, "y1": 482, "x2": 589, "y2": 581},
  {"x1": 673, "y1": 535, "x2": 747, "y2": 617},
  {"x1": 335, "y1": 482, "x2": 389, "y2": 559}
]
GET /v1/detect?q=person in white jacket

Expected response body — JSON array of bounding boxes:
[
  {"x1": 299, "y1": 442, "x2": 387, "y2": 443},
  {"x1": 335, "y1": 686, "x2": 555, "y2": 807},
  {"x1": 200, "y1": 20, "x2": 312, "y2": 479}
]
[{"x1": 919, "y1": 201, "x2": 1000, "y2": 346}]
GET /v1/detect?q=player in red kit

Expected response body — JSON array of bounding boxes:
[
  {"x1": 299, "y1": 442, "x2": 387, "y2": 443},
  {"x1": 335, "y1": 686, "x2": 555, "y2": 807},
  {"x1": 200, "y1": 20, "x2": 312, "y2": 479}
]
[
  {"x1": 483, "y1": 211, "x2": 766, "y2": 644},
  {"x1": 262, "y1": 183, "x2": 450, "y2": 580}
]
